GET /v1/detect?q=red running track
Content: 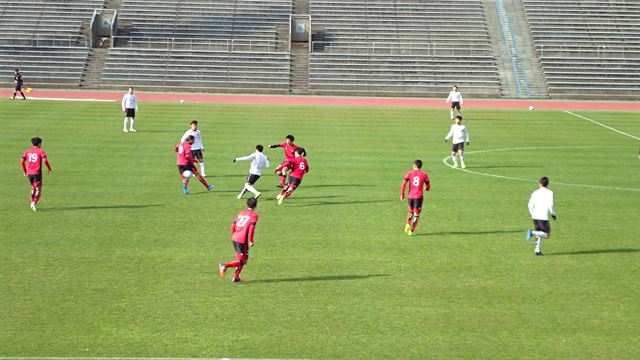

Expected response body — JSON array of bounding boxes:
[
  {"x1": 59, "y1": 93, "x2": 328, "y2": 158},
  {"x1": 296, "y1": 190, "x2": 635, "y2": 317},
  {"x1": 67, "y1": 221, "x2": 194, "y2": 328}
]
[{"x1": 3, "y1": 89, "x2": 638, "y2": 111}]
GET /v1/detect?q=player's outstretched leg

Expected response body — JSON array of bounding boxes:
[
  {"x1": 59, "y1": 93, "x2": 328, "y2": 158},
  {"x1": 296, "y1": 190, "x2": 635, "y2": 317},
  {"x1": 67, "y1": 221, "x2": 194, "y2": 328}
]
[
  {"x1": 237, "y1": 188, "x2": 247, "y2": 199},
  {"x1": 534, "y1": 237, "x2": 543, "y2": 256},
  {"x1": 195, "y1": 173, "x2": 213, "y2": 191},
  {"x1": 245, "y1": 184, "x2": 260, "y2": 198},
  {"x1": 405, "y1": 211, "x2": 413, "y2": 234},
  {"x1": 451, "y1": 152, "x2": 458, "y2": 168},
  {"x1": 410, "y1": 215, "x2": 420, "y2": 234},
  {"x1": 20, "y1": 91, "x2": 26, "y2": 100}
]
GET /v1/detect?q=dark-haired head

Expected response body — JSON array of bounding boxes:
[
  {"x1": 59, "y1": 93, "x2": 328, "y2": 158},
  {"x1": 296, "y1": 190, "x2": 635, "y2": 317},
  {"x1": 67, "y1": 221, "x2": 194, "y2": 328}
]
[
  {"x1": 295, "y1": 147, "x2": 306, "y2": 156},
  {"x1": 190, "y1": 120, "x2": 198, "y2": 125},
  {"x1": 256, "y1": 145, "x2": 264, "y2": 152},
  {"x1": 286, "y1": 135, "x2": 295, "y2": 142},
  {"x1": 414, "y1": 159, "x2": 423, "y2": 169},
  {"x1": 246, "y1": 197, "x2": 258, "y2": 209},
  {"x1": 539, "y1": 176, "x2": 549, "y2": 187},
  {"x1": 31, "y1": 137, "x2": 42, "y2": 146}
]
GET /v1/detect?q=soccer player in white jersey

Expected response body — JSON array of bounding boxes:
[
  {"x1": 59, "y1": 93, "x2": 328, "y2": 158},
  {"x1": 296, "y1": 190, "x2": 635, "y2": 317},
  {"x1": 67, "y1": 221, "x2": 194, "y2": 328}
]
[
  {"x1": 444, "y1": 115, "x2": 470, "y2": 169},
  {"x1": 121, "y1": 87, "x2": 138, "y2": 132},
  {"x1": 445, "y1": 85, "x2": 463, "y2": 120},
  {"x1": 233, "y1": 145, "x2": 270, "y2": 199},
  {"x1": 181, "y1": 120, "x2": 207, "y2": 176},
  {"x1": 526, "y1": 176, "x2": 557, "y2": 256}
]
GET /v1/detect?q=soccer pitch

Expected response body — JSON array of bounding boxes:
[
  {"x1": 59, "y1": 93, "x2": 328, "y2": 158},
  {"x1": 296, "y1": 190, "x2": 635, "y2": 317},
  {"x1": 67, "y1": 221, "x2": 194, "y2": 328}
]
[{"x1": 0, "y1": 99, "x2": 638, "y2": 359}]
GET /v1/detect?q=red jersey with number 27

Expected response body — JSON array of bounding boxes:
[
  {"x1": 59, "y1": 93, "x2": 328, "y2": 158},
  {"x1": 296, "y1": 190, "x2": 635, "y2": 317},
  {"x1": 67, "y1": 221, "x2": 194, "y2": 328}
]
[
  {"x1": 22, "y1": 147, "x2": 47, "y2": 175},
  {"x1": 402, "y1": 170, "x2": 430, "y2": 199},
  {"x1": 288, "y1": 157, "x2": 309, "y2": 180},
  {"x1": 231, "y1": 209, "x2": 259, "y2": 244},
  {"x1": 175, "y1": 141, "x2": 194, "y2": 165}
]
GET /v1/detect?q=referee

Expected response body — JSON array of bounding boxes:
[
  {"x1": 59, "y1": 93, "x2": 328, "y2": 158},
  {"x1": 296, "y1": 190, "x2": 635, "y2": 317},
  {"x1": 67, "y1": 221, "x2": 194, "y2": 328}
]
[
  {"x1": 11, "y1": 69, "x2": 27, "y2": 100},
  {"x1": 121, "y1": 87, "x2": 138, "y2": 132}
]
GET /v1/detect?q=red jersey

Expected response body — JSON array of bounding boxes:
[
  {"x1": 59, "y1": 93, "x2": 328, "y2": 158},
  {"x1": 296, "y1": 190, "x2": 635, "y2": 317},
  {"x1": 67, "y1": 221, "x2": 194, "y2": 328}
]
[
  {"x1": 280, "y1": 141, "x2": 298, "y2": 161},
  {"x1": 401, "y1": 170, "x2": 430, "y2": 199},
  {"x1": 288, "y1": 156, "x2": 309, "y2": 180},
  {"x1": 22, "y1": 147, "x2": 48, "y2": 175},
  {"x1": 174, "y1": 141, "x2": 194, "y2": 165},
  {"x1": 231, "y1": 209, "x2": 259, "y2": 244}
]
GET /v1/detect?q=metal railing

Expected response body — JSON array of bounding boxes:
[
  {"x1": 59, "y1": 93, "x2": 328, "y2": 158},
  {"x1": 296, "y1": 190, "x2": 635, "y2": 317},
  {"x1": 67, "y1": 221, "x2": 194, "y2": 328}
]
[
  {"x1": 310, "y1": 41, "x2": 493, "y2": 56},
  {"x1": 112, "y1": 36, "x2": 290, "y2": 53},
  {"x1": 538, "y1": 44, "x2": 640, "y2": 59},
  {"x1": 0, "y1": 34, "x2": 88, "y2": 47}
]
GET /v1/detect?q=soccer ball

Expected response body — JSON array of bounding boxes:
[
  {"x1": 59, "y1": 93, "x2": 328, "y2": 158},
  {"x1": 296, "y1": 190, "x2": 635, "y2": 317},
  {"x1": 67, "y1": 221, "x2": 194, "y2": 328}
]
[
  {"x1": 182, "y1": 170, "x2": 193, "y2": 178},
  {"x1": 180, "y1": 99, "x2": 185, "y2": 104},
  {"x1": 528, "y1": 106, "x2": 535, "y2": 111}
]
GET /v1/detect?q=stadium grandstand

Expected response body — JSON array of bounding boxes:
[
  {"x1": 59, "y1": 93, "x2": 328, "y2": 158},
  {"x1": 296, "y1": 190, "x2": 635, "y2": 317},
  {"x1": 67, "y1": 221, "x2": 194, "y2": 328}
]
[{"x1": 0, "y1": 0, "x2": 638, "y2": 100}]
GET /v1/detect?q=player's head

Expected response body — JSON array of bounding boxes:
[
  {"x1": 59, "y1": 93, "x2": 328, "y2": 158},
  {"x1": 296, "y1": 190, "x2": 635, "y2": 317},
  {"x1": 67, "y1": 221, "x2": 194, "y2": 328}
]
[
  {"x1": 256, "y1": 145, "x2": 264, "y2": 152},
  {"x1": 454, "y1": 115, "x2": 462, "y2": 124},
  {"x1": 128, "y1": 87, "x2": 134, "y2": 94},
  {"x1": 14, "y1": 69, "x2": 19, "y2": 74},
  {"x1": 190, "y1": 120, "x2": 198, "y2": 130},
  {"x1": 31, "y1": 137, "x2": 42, "y2": 147},
  {"x1": 286, "y1": 135, "x2": 295, "y2": 144},
  {"x1": 246, "y1": 197, "x2": 258, "y2": 209},
  {"x1": 294, "y1": 147, "x2": 306, "y2": 157},
  {"x1": 453, "y1": 85, "x2": 458, "y2": 91},
  {"x1": 186, "y1": 135, "x2": 195, "y2": 144},
  {"x1": 539, "y1": 176, "x2": 549, "y2": 188},
  {"x1": 413, "y1": 159, "x2": 423, "y2": 169}
]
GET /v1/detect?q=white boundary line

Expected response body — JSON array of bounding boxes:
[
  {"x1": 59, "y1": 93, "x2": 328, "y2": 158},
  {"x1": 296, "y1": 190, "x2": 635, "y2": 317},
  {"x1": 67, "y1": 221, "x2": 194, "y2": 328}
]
[
  {"x1": 28, "y1": 97, "x2": 116, "y2": 102},
  {"x1": 0, "y1": 358, "x2": 296, "y2": 360},
  {"x1": 565, "y1": 111, "x2": 640, "y2": 141},
  {"x1": 441, "y1": 145, "x2": 640, "y2": 192}
]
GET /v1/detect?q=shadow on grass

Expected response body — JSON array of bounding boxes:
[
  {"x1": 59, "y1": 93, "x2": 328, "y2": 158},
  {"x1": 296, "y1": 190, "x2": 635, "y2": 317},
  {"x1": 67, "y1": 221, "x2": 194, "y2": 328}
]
[
  {"x1": 250, "y1": 274, "x2": 390, "y2": 284},
  {"x1": 303, "y1": 184, "x2": 375, "y2": 188},
  {"x1": 417, "y1": 229, "x2": 522, "y2": 236},
  {"x1": 289, "y1": 199, "x2": 392, "y2": 207},
  {"x1": 546, "y1": 248, "x2": 640, "y2": 256},
  {"x1": 468, "y1": 165, "x2": 539, "y2": 169},
  {"x1": 43, "y1": 204, "x2": 164, "y2": 211}
]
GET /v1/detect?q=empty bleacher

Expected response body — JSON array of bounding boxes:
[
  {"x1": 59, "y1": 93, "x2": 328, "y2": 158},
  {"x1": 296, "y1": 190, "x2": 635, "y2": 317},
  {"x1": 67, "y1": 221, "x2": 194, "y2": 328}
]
[
  {"x1": 524, "y1": 0, "x2": 640, "y2": 100},
  {"x1": 308, "y1": 0, "x2": 501, "y2": 97}
]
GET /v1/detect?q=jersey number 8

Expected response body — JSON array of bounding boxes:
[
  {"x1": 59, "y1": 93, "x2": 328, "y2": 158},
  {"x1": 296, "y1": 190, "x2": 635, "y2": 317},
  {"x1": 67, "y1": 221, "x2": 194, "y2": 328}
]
[{"x1": 412, "y1": 176, "x2": 420, "y2": 187}]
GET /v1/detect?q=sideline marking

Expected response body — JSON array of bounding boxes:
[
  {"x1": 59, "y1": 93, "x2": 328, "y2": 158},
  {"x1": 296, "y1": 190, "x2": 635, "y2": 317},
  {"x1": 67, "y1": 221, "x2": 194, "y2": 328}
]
[
  {"x1": 565, "y1": 111, "x2": 640, "y2": 141},
  {"x1": 0, "y1": 358, "x2": 296, "y2": 360},
  {"x1": 28, "y1": 97, "x2": 116, "y2": 102},
  {"x1": 441, "y1": 145, "x2": 640, "y2": 192}
]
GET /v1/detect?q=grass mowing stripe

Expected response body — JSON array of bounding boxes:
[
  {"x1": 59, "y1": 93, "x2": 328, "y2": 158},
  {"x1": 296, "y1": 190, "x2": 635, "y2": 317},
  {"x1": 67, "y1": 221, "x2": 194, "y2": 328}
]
[{"x1": 565, "y1": 110, "x2": 640, "y2": 141}]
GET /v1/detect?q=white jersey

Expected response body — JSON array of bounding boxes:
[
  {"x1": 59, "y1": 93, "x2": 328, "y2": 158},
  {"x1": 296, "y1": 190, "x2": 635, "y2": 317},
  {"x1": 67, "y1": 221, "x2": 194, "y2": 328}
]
[
  {"x1": 181, "y1": 129, "x2": 203, "y2": 150},
  {"x1": 445, "y1": 124, "x2": 469, "y2": 144},
  {"x1": 122, "y1": 93, "x2": 138, "y2": 111},
  {"x1": 235, "y1": 152, "x2": 270, "y2": 176},
  {"x1": 446, "y1": 90, "x2": 463, "y2": 104},
  {"x1": 528, "y1": 187, "x2": 556, "y2": 221}
]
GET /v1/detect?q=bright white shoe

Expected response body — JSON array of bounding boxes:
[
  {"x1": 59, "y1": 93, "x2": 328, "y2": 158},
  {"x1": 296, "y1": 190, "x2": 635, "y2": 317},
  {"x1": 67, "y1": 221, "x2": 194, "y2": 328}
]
[
  {"x1": 254, "y1": 192, "x2": 261, "y2": 199},
  {"x1": 129, "y1": 128, "x2": 136, "y2": 132},
  {"x1": 461, "y1": 163, "x2": 466, "y2": 169},
  {"x1": 277, "y1": 195, "x2": 284, "y2": 205},
  {"x1": 237, "y1": 193, "x2": 243, "y2": 200},
  {"x1": 30, "y1": 202, "x2": 37, "y2": 211},
  {"x1": 452, "y1": 163, "x2": 458, "y2": 169},
  {"x1": 123, "y1": 128, "x2": 128, "y2": 132}
]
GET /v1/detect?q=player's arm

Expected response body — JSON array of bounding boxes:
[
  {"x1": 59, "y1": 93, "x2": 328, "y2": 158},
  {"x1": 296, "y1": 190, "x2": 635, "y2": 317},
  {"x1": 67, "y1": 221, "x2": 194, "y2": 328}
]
[
  {"x1": 121, "y1": 95, "x2": 126, "y2": 112},
  {"x1": 459, "y1": 93, "x2": 463, "y2": 105},
  {"x1": 43, "y1": 156, "x2": 52, "y2": 173},
  {"x1": 233, "y1": 154, "x2": 253, "y2": 163},
  {"x1": 268, "y1": 144, "x2": 282, "y2": 148},
  {"x1": 180, "y1": 131, "x2": 189, "y2": 143},
  {"x1": 465, "y1": 128, "x2": 470, "y2": 145},
  {"x1": 400, "y1": 177, "x2": 408, "y2": 200},
  {"x1": 424, "y1": 179, "x2": 431, "y2": 192},
  {"x1": 528, "y1": 194, "x2": 536, "y2": 216},
  {"x1": 549, "y1": 194, "x2": 556, "y2": 220},
  {"x1": 445, "y1": 92, "x2": 451, "y2": 103},
  {"x1": 247, "y1": 222, "x2": 256, "y2": 246},
  {"x1": 265, "y1": 157, "x2": 271, "y2": 168},
  {"x1": 444, "y1": 126, "x2": 454, "y2": 142},
  {"x1": 20, "y1": 156, "x2": 27, "y2": 175}
]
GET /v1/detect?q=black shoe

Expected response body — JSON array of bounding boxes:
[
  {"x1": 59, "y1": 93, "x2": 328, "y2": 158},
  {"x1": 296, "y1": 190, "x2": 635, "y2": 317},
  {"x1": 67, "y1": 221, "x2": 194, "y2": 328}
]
[
  {"x1": 232, "y1": 277, "x2": 242, "y2": 283},
  {"x1": 535, "y1": 251, "x2": 544, "y2": 256},
  {"x1": 276, "y1": 185, "x2": 283, "y2": 188}
]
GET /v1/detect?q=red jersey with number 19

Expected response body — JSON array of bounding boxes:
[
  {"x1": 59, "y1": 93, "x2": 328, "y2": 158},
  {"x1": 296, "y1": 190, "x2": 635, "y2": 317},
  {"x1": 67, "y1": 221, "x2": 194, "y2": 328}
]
[
  {"x1": 402, "y1": 170, "x2": 430, "y2": 199},
  {"x1": 231, "y1": 209, "x2": 259, "y2": 244},
  {"x1": 22, "y1": 147, "x2": 47, "y2": 175}
]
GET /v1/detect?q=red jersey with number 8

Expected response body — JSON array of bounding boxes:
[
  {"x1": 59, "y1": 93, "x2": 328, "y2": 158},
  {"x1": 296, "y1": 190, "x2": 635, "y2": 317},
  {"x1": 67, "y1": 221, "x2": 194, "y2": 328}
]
[
  {"x1": 231, "y1": 209, "x2": 259, "y2": 244},
  {"x1": 22, "y1": 147, "x2": 47, "y2": 175},
  {"x1": 288, "y1": 157, "x2": 309, "y2": 180},
  {"x1": 403, "y1": 170, "x2": 430, "y2": 199}
]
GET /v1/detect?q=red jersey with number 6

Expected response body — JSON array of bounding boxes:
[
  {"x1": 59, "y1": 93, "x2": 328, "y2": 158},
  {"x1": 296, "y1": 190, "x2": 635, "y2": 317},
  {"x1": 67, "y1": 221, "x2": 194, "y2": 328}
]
[
  {"x1": 288, "y1": 157, "x2": 309, "y2": 180},
  {"x1": 22, "y1": 147, "x2": 47, "y2": 175},
  {"x1": 231, "y1": 209, "x2": 259, "y2": 244},
  {"x1": 402, "y1": 170, "x2": 430, "y2": 199}
]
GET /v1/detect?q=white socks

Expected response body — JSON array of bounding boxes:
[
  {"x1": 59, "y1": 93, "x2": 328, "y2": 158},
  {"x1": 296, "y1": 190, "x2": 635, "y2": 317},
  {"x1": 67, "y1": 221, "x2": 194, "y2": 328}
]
[
  {"x1": 129, "y1": 119, "x2": 135, "y2": 130},
  {"x1": 452, "y1": 156, "x2": 458, "y2": 165},
  {"x1": 535, "y1": 238, "x2": 541, "y2": 253},
  {"x1": 450, "y1": 110, "x2": 454, "y2": 119},
  {"x1": 244, "y1": 184, "x2": 259, "y2": 196},
  {"x1": 123, "y1": 117, "x2": 128, "y2": 130},
  {"x1": 200, "y1": 163, "x2": 205, "y2": 174},
  {"x1": 532, "y1": 231, "x2": 548, "y2": 238}
]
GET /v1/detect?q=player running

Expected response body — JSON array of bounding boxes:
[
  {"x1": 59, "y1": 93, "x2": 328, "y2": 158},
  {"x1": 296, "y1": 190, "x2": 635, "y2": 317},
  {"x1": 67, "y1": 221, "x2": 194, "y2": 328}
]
[
  {"x1": 174, "y1": 135, "x2": 213, "y2": 194},
  {"x1": 181, "y1": 120, "x2": 207, "y2": 177},
  {"x1": 400, "y1": 159, "x2": 430, "y2": 236},
  {"x1": 276, "y1": 147, "x2": 308, "y2": 205},
  {"x1": 11, "y1": 69, "x2": 27, "y2": 100},
  {"x1": 444, "y1": 115, "x2": 470, "y2": 169},
  {"x1": 219, "y1": 197, "x2": 259, "y2": 283},
  {"x1": 233, "y1": 145, "x2": 270, "y2": 199},
  {"x1": 525, "y1": 176, "x2": 557, "y2": 256},
  {"x1": 268, "y1": 135, "x2": 299, "y2": 187},
  {"x1": 20, "y1": 137, "x2": 52, "y2": 211},
  {"x1": 445, "y1": 85, "x2": 463, "y2": 120}
]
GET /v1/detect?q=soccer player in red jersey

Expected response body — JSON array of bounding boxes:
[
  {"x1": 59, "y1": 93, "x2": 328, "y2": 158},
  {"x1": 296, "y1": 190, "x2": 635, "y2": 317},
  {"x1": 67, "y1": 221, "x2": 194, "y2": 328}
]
[
  {"x1": 276, "y1": 147, "x2": 309, "y2": 205},
  {"x1": 21, "y1": 137, "x2": 52, "y2": 211},
  {"x1": 219, "y1": 197, "x2": 259, "y2": 283},
  {"x1": 174, "y1": 135, "x2": 213, "y2": 194},
  {"x1": 400, "y1": 159, "x2": 431, "y2": 236},
  {"x1": 268, "y1": 134, "x2": 298, "y2": 187}
]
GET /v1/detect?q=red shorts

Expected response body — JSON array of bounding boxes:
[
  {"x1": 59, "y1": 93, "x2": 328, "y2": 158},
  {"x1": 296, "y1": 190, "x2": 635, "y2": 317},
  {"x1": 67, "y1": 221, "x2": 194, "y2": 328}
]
[{"x1": 276, "y1": 161, "x2": 291, "y2": 173}]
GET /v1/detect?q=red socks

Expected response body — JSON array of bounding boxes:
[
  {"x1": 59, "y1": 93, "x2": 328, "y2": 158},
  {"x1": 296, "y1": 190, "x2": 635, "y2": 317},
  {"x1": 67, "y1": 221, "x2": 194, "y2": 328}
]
[
  {"x1": 411, "y1": 216, "x2": 420, "y2": 232},
  {"x1": 196, "y1": 175, "x2": 209, "y2": 188},
  {"x1": 279, "y1": 174, "x2": 286, "y2": 186},
  {"x1": 224, "y1": 260, "x2": 244, "y2": 279}
]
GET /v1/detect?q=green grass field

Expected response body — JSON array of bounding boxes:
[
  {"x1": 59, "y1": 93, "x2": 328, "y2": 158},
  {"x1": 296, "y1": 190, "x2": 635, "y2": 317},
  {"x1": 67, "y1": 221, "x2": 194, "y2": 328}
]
[{"x1": 1, "y1": 99, "x2": 638, "y2": 359}]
